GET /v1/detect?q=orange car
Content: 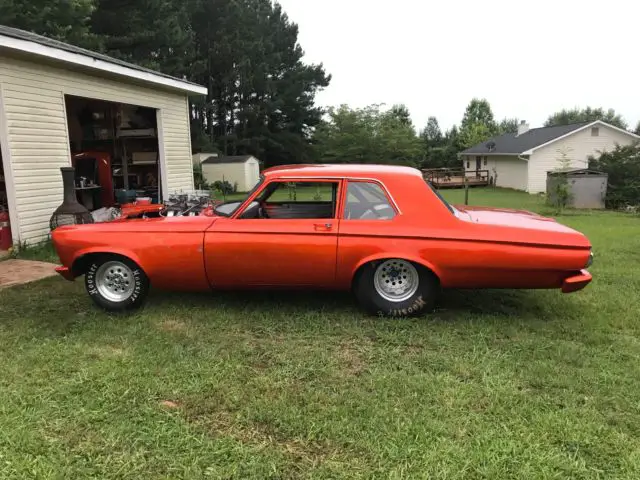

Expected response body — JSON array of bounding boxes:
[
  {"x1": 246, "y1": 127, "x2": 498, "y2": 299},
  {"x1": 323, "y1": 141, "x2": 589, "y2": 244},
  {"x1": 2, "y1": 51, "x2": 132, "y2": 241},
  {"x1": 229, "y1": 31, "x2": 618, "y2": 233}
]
[{"x1": 51, "y1": 164, "x2": 593, "y2": 316}]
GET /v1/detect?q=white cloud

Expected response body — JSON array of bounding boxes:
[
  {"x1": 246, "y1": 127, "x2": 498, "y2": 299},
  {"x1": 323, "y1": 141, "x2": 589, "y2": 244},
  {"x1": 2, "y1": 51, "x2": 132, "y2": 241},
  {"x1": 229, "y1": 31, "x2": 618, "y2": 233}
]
[{"x1": 277, "y1": 0, "x2": 639, "y2": 130}]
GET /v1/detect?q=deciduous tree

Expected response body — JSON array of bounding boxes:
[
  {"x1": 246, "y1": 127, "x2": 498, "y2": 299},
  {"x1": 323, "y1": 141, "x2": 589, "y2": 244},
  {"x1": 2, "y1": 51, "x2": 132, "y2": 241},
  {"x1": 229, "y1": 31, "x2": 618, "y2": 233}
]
[
  {"x1": 545, "y1": 107, "x2": 628, "y2": 129},
  {"x1": 459, "y1": 98, "x2": 496, "y2": 148},
  {"x1": 313, "y1": 104, "x2": 422, "y2": 166},
  {"x1": 498, "y1": 117, "x2": 520, "y2": 134},
  {"x1": 589, "y1": 144, "x2": 640, "y2": 209}
]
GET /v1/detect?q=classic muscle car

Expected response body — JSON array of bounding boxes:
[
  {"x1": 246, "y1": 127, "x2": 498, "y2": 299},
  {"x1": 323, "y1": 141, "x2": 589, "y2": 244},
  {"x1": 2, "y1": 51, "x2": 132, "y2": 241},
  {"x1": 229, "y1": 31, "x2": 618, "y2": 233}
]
[{"x1": 51, "y1": 164, "x2": 593, "y2": 317}]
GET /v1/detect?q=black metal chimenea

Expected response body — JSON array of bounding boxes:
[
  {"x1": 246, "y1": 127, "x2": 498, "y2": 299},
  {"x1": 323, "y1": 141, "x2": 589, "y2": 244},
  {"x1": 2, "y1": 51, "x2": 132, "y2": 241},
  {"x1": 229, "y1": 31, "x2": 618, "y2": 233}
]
[{"x1": 49, "y1": 167, "x2": 94, "y2": 230}]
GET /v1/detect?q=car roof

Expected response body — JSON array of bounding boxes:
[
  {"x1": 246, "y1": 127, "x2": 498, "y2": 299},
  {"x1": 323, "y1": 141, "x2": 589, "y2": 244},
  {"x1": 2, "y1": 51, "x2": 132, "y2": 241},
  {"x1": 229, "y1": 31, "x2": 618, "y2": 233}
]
[{"x1": 261, "y1": 164, "x2": 422, "y2": 179}]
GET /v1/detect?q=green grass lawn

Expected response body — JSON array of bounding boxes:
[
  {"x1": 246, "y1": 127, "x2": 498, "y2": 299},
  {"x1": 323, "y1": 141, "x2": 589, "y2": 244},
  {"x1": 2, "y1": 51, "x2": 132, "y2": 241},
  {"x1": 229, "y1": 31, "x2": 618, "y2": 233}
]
[{"x1": 1, "y1": 188, "x2": 640, "y2": 479}]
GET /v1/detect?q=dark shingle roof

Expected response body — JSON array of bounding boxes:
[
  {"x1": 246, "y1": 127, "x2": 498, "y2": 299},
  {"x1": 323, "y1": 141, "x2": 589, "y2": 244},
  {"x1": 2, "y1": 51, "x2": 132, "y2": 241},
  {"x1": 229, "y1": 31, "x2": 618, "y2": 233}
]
[
  {"x1": 0, "y1": 25, "x2": 204, "y2": 90},
  {"x1": 201, "y1": 155, "x2": 255, "y2": 165},
  {"x1": 461, "y1": 122, "x2": 590, "y2": 155}
]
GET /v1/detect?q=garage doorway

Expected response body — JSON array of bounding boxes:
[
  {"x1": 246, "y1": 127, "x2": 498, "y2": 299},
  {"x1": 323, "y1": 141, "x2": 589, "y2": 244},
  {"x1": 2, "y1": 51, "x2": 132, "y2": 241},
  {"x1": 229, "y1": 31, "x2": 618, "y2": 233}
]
[
  {"x1": 0, "y1": 146, "x2": 10, "y2": 250},
  {"x1": 0, "y1": 101, "x2": 12, "y2": 251},
  {"x1": 64, "y1": 95, "x2": 162, "y2": 210}
]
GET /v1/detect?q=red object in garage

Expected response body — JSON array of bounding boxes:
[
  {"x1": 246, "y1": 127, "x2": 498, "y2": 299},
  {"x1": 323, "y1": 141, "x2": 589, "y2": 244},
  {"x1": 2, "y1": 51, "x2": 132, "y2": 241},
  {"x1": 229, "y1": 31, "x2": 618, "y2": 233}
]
[
  {"x1": 0, "y1": 209, "x2": 11, "y2": 250},
  {"x1": 72, "y1": 151, "x2": 114, "y2": 207}
]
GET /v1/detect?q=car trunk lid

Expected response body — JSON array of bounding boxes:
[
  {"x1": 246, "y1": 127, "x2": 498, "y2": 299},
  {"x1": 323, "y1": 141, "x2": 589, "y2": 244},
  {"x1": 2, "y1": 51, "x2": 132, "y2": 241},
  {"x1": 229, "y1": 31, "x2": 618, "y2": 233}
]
[{"x1": 454, "y1": 205, "x2": 591, "y2": 247}]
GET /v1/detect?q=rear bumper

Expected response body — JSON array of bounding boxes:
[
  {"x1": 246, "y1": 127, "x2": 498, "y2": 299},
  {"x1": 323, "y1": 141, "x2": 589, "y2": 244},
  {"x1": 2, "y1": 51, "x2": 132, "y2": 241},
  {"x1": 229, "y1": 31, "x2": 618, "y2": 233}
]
[
  {"x1": 562, "y1": 269, "x2": 592, "y2": 293},
  {"x1": 55, "y1": 266, "x2": 75, "y2": 281}
]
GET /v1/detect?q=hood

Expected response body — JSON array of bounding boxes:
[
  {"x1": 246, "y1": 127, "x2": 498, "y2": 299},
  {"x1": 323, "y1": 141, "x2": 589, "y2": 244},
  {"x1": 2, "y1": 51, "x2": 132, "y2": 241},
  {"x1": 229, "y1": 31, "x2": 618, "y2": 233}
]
[
  {"x1": 454, "y1": 205, "x2": 591, "y2": 248},
  {"x1": 52, "y1": 214, "x2": 217, "y2": 235}
]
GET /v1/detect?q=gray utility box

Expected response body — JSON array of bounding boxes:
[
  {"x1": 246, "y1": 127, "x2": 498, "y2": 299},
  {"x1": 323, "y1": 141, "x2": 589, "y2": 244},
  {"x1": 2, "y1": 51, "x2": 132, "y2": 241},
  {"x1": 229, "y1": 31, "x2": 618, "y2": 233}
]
[{"x1": 546, "y1": 169, "x2": 608, "y2": 209}]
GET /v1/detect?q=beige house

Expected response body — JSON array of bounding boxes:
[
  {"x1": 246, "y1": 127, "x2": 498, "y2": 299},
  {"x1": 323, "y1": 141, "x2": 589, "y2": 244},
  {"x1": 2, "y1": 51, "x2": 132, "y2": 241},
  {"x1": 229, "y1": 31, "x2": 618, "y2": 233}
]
[
  {"x1": 201, "y1": 155, "x2": 260, "y2": 192},
  {"x1": 460, "y1": 120, "x2": 639, "y2": 193},
  {"x1": 0, "y1": 26, "x2": 207, "y2": 247}
]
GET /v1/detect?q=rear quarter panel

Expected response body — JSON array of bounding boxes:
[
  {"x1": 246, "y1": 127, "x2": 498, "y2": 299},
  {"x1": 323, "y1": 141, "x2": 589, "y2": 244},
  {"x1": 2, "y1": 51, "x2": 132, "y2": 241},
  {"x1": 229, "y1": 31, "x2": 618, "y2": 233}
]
[
  {"x1": 337, "y1": 173, "x2": 591, "y2": 289},
  {"x1": 337, "y1": 224, "x2": 590, "y2": 289}
]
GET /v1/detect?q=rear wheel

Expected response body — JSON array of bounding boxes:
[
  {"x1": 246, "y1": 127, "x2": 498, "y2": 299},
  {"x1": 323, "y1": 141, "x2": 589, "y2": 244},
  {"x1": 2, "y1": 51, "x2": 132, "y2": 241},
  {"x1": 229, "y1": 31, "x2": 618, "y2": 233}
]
[
  {"x1": 354, "y1": 259, "x2": 437, "y2": 317},
  {"x1": 84, "y1": 256, "x2": 149, "y2": 312}
]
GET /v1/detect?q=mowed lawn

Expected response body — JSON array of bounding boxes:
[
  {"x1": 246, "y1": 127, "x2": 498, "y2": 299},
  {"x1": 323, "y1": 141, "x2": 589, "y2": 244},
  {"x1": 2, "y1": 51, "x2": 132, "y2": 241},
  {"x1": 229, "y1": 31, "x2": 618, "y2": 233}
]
[{"x1": 1, "y1": 188, "x2": 639, "y2": 479}]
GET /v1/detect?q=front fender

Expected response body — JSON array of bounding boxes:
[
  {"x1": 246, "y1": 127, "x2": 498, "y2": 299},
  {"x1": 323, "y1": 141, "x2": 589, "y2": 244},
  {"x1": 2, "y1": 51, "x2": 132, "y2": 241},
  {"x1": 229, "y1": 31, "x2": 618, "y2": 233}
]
[{"x1": 70, "y1": 247, "x2": 144, "y2": 277}]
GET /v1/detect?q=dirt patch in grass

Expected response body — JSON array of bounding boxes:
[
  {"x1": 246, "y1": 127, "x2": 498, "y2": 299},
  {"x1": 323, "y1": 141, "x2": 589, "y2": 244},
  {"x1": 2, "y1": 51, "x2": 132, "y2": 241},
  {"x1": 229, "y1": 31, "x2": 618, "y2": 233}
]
[
  {"x1": 337, "y1": 339, "x2": 369, "y2": 376},
  {"x1": 86, "y1": 344, "x2": 127, "y2": 359},
  {"x1": 157, "y1": 318, "x2": 188, "y2": 333},
  {"x1": 194, "y1": 410, "x2": 337, "y2": 467}
]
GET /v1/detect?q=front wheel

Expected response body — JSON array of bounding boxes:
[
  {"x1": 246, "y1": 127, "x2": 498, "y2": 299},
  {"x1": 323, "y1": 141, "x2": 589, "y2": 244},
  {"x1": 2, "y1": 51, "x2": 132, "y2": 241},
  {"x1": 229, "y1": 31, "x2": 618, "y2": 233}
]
[
  {"x1": 84, "y1": 255, "x2": 149, "y2": 312},
  {"x1": 353, "y1": 259, "x2": 438, "y2": 317}
]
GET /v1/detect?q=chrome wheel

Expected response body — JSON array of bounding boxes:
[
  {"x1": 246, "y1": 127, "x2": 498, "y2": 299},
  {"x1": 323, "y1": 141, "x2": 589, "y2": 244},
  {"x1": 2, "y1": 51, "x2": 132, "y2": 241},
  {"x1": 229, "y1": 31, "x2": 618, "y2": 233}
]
[
  {"x1": 96, "y1": 261, "x2": 135, "y2": 303},
  {"x1": 373, "y1": 259, "x2": 419, "y2": 302}
]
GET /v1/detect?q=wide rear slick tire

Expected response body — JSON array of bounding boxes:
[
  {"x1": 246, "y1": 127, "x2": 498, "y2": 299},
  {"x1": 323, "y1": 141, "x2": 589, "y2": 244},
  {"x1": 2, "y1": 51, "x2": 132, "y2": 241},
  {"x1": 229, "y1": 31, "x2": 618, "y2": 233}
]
[
  {"x1": 84, "y1": 255, "x2": 150, "y2": 312},
  {"x1": 354, "y1": 259, "x2": 438, "y2": 318}
]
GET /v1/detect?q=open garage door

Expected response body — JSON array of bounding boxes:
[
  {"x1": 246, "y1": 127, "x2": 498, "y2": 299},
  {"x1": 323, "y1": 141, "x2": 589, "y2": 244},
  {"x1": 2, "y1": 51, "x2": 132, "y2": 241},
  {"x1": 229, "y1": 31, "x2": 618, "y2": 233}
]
[{"x1": 65, "y1": 95, "x2": 161, "y2": 211}]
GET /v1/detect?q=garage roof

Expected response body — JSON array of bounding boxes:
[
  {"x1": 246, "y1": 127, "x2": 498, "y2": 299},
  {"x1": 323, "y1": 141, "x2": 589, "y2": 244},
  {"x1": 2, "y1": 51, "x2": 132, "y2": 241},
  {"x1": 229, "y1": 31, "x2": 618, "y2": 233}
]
[
  {"x1": 202, "y1": 155, "x2": 256, "y2": 164},
  {"x1": 0, "y1": 25, "x2": 207, "y2": 95}
]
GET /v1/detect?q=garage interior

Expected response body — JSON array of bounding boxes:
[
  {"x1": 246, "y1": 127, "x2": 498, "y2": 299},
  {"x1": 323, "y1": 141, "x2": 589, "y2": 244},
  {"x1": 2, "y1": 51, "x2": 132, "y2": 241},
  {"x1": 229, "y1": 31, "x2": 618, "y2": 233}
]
[
  {"x1": 0, "y1": 150, "x2": 7, "y2": 209},
  {"x1": 0, "y1": 148, "x2": 9, "y2": 251},
  {"x1": 64, "y1": 95, "x2": 161, "y2": 210}
]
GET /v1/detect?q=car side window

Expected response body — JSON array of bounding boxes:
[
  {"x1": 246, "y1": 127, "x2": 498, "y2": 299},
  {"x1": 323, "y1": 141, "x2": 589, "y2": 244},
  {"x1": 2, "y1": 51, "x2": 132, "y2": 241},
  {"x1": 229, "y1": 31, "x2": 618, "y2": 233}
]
[
  {"x1": 344, "y1": 182, "x2": 396, "y2": 220},
  {"x1": 239, "y1": 181, "x2": 339, "y2": 219}
]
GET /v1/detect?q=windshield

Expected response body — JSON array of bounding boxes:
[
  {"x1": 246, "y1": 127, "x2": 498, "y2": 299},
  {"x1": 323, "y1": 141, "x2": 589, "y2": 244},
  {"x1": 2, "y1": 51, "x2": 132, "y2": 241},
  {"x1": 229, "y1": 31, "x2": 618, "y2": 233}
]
[
  {"x1": 214, "y1": 175, "x2": 265, "y2": 217},
  {"x1": 424, "y1": 179, "x2": 458, "y2": 215}
]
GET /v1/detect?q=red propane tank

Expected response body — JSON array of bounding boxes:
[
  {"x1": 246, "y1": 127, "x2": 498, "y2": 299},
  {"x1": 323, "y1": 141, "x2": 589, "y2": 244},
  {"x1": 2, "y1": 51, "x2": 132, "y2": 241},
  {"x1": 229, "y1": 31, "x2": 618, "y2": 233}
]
[{"x1": 0, "y1": 209, "x2": 12, "y2": 250}]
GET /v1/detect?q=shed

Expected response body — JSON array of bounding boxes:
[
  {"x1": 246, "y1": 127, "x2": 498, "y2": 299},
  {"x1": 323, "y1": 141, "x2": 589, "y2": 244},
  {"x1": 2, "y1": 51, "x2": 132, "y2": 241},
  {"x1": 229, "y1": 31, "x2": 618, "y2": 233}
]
[
  {"x1": 201, "y1": 155, "x2": 260, "y2": 192},
  {"x1": 546, "y1": 169, "x2": 608, "y2": 209},
  {"x1": 0, "y1": 25, "x2": 207, "y2": 248},
  {"x1": 192, "y1": 152, "x2": 219, "y2": 166}
]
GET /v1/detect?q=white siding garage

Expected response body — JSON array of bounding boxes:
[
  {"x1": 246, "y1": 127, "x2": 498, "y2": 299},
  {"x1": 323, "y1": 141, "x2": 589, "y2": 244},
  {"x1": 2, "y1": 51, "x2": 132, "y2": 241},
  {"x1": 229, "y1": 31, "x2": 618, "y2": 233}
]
[{"x1": 0, "y1": 26, "x2": 207, "y2": 245}]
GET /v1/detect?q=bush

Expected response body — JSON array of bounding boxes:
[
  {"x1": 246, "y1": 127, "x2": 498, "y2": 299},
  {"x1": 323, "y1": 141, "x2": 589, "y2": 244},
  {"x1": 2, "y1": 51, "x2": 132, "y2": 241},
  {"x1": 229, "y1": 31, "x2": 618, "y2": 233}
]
[
  {"x1": 213, "y1": 180, "x2": 234, "y2": 195},
  {"x1": 589, "y1": 143, "x2": 640, "y2": 209},
  {"x1": 546, "y1": 148, "x2": 573, "y2": 213},
  {"x1": 193, "y1": 164, "x2": 209, "y2": 190},
  {"x1": 546, "y1": 174, "x2": 572, "y2": 213}
]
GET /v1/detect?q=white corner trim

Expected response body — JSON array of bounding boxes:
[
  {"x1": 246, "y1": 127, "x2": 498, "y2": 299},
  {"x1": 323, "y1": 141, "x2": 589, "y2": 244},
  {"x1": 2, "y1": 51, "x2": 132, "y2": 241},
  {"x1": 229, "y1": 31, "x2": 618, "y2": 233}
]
[
  {"x1": 184, "y1": 96, "x2": 195, "y2": 191},
  {"x1": 521, "y1": 120, "x2": 640, "y2": 155},
  {"x1": 0, "y1": 34, "x2": 208, "y2": 96},
  {"x1": 0, "y1": 85, "x2": 20, "y2": 244},
  {"x1": 156, "y1": 110, "x2": 170, "y2": 202}
]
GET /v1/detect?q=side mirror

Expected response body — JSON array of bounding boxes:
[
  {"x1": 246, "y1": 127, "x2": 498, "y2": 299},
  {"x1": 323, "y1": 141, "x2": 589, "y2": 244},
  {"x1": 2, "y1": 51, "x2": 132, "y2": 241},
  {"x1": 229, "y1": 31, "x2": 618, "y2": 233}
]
[
  {"x1": 239, "y1": 201, "x2": 260, "y2": 219},
  {"x1": 213, "y1": 201, "x2": 242, "y2": 216}
]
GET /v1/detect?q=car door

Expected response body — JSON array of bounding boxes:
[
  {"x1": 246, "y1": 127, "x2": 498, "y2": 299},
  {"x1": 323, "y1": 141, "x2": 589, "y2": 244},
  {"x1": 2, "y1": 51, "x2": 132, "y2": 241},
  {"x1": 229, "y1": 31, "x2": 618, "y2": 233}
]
[{"x1": 204, "y1": 179, "x2": 343, "y2": 287}]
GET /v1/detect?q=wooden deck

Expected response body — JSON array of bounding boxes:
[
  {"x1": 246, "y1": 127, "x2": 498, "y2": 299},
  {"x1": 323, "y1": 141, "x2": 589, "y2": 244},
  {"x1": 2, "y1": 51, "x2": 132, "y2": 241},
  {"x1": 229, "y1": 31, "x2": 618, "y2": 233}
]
[{"x1": 423, "y1": 168, "x2": 490, "y2": 188}]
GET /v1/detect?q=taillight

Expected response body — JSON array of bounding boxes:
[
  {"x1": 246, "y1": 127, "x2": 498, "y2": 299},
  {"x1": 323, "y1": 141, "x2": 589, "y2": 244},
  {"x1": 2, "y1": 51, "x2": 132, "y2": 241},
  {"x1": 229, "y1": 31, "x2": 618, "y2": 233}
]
[{"x1": 585, "y1": 250, "x2": 594, "y2": 268}]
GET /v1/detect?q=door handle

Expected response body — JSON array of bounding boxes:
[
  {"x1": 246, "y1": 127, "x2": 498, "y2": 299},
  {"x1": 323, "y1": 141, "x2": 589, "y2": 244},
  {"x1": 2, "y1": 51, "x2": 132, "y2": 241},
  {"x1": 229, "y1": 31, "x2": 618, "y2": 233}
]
[{"x1": 314, "y1": 223, "x2": 333, "y2": 231}]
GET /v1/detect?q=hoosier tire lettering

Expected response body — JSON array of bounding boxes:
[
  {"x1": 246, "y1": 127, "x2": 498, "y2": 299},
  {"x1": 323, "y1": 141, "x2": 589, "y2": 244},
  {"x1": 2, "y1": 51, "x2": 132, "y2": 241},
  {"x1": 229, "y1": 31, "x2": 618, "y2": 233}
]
[
  {"x1": 354, "y1": 260, "x2": 437, "y2": 318},
  {"x1": 86, "y1": 263, "x2": 99, "y2": 296},
  {"x1": 84, "y1": 256, "x2": 149, "y2": 312}
]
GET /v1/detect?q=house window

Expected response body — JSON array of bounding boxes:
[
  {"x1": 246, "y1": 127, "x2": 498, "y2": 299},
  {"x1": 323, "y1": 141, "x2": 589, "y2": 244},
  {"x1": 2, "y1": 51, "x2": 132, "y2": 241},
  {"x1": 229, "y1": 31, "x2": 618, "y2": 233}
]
[
  {"x1": 344, "y1": 181, "x2": 396, "y2": 220},
  {"x1": 591, "y1": 127, "x2": 599, "y2": 137},
  {"x1": 483, "y1": 156, "x2": 488, "y2": 166},
  {"x1": 466, "y1": 160, "x2": 470, "y2": 169}
]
